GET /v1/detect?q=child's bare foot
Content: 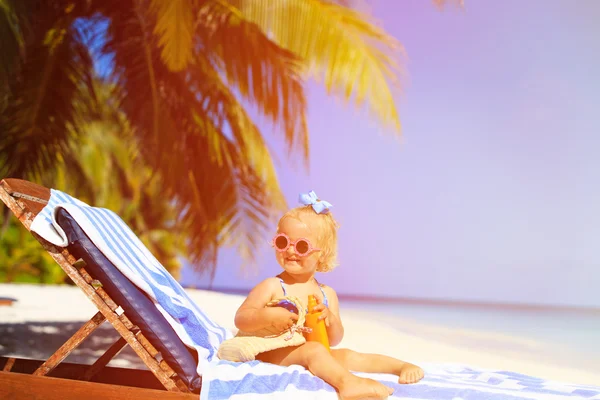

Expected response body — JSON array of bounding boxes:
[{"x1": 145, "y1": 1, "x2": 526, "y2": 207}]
[
  {"x1": 396, "y1": 362, "x2": 424, "y2": 384},
  {"x1": 338, "y1": 375, "x2": 394, "y2": 399}
]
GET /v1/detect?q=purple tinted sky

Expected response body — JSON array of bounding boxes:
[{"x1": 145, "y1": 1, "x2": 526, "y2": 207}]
[{"x1": 182, "y1": 0, "x2": 600, "y2": 308}]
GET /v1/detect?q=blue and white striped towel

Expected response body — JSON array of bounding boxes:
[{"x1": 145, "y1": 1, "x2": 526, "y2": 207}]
[
  {"x1": 30, "y1": 189, "x2": 232, "y2": 375},
  {"x1": 201, "y1": 360, "x2": 600, "y2": 400},
  {"x1": 30, "y1": 189, "x2": 600, "y2": 399}
]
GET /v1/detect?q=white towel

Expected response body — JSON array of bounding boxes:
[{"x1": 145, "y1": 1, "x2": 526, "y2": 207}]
[{"x1": 201, "y1": 360, "x2": 600, "y2": 400}]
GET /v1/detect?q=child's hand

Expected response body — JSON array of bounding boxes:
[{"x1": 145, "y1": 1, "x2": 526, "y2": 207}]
[
  {"x1": 312, "y1": 303, "x2": 332, "y2": 327},
  {"x1": 267, "y1": 307, "x2": 299, "y2": 333}
]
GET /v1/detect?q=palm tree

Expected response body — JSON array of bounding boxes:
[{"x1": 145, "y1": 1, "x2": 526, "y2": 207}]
[
  {"x1": 0, "y1": 0, "x2": 460, "y2": 277},
  {"x1": 1, "y1": 79, "x2": 186, "y2": 282},
  {"x1": 49, "y1": 80, "x2": 188, "y2": 278}
]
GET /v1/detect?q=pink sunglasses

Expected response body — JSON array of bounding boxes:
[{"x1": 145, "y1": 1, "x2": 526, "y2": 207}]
[{"x1": 271, "y1": 233, "x2": 320, "y2": 257}]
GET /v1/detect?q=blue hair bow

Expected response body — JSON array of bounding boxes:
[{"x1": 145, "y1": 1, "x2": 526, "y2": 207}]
[{"x1": 299, "y1": 190, "x2": 332, "y2": 214}]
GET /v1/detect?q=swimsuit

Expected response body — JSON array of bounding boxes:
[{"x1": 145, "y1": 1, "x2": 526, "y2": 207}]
[{"x1": 278, "y1": 278, "x2": 329, "y2": 312}]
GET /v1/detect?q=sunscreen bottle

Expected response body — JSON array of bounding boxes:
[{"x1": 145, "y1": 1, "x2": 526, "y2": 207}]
[{"x1": 304, "y1": 295, "x2": 330, "y2": 351}]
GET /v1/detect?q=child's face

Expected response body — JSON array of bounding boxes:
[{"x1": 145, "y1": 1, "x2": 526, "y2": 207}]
[{"x1": 275, "y1": 214, "x2": 322, "y2": 276}]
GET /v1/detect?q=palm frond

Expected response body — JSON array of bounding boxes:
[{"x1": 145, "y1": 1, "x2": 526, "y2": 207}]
[
  {"x1": 150, "y1": 0, "x2": 196, "y2": 71},
  {"x1": 191, "y1": 53, "x2": 286, "y2": 208},
  {"x1": 159, "y1": 60, "x2": 287, "y2": 267},
  {"x1": 197, "y1": 0, "x2": 308, "y2": 161},
  {"x1": 0, "y1": 0, "x2": 25, "y2": 106},
  {"x1": 229, "y1": 0, "x2": 404, "y2": 132},
  {"x1": 43, "y1": 76, "x2": 188, "y2": 276},
  {"x1": 212, "y1": 162, "x2": 275, "y2": 271},
  {"x1": 0, "y1": 3, "x2": 94, "y2": 179},
  {"x1": 102, "y1": 1, "x2": 164, "y2": 146},
  {"x1": 176, "y1": 139, "x2": 276, "y2": 274},
  {"x1": 102, "y1": 2, "x2": 284, "y2": 272}
]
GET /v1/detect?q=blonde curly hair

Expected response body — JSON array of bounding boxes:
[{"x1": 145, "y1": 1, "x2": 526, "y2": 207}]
[{"x1": 277, "y1": 205, "x2": 340, "y2": 272}]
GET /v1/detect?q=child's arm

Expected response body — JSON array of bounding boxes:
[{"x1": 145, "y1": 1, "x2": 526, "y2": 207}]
[
  {"x1": 235, "y1": 278, "x2": 299, "y2": 333},
  {"x1": 320, "y1": 286, "x2": 345, "y2": 346}
]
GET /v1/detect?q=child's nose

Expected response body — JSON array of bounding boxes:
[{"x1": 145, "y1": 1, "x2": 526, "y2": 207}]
[{"x1": 286, "y1": 246, "x2": 296, "y2": 255}]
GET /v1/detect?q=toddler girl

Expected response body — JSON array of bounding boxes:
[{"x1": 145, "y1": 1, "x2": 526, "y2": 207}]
[{"x1": 233, "y1": 191, "x2": 424, "y2": 399}]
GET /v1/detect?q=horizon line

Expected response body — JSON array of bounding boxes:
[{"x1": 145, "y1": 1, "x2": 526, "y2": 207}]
[{"x1": 188, "y1": 285, "x2": 600, "y2": 315}]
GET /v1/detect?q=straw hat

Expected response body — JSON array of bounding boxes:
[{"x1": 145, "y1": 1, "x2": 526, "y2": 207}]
[{"x1": 217, "y1": 296, "x2": 309, "y2": 362}]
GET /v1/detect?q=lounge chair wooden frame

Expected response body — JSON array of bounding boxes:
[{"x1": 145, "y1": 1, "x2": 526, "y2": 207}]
[{"x1": 0, "y1": 178, "x2": 197, "y2": 399}]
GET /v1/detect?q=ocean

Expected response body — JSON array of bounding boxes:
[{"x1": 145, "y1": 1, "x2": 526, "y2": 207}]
[{"x1": 340, "y1": 299, "x2": 600, "y2": 375}]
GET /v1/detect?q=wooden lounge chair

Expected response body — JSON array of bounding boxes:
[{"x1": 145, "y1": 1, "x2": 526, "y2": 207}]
[{"x1": 0, "y1": 178, "x2": 200, "y2": 399}]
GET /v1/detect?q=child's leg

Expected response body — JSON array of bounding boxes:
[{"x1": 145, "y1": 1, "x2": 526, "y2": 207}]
[
  {"x1": 257, "y1": 342, "x2": 394, "y2": 399},
  {"x1": 331, "y1": 349, "x2": 424, "y2": 384}
]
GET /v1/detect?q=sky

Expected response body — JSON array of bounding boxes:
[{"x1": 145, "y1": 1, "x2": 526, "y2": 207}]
[{"x1": 182, "y1": 0, "x2": 600, "y2": 309}]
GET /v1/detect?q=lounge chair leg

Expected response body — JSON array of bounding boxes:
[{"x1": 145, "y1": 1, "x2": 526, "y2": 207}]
[
  {"x1": 81, "y1": 337, "x2": 128, "y2": 381},
  {"x1": 2, "y1": 358, "x2": 16, "y2": 372},
  {"x1": 33, "y1": 312, "x2": 106, "y2": 376}
]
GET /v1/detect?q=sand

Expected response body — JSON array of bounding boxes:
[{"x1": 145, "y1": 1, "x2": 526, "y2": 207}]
[{"x1": 1, "y1": 283, "x2": 598, "y2": 386}]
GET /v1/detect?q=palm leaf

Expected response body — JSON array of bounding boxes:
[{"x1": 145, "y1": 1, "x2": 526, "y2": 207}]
[
  {"x1": 229, "y1": 0, "x2": 404, "y2": 132},
  {"x1": 160, "y1": 61, "x2": 286, "y2": 267},
  {"x1": 41, "y1": 76, "x2": 189, "y2": 276},
  {"x1": 150, "y1": 0, "x2": 196, "y2": 71},
  {"x1": 102, "y1": 2, "x2": 284, "y2": 271},
  {"x1": 191, "y1": 53, "x2": 286, "y2": 208},
  {"x1": 102, "y1": 1, "x2": 164, "y2": 144},
  {"x1": 0, "y1": 0, "x2": 25, "y2": 108},
  {"x1": 197, "y1": 0, "x2": 309, "y2": 161},
  {"x1": 0, "y1": 2, "x2": 94, "y2": 179}
]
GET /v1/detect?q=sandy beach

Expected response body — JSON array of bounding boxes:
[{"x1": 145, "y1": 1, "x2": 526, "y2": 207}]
[{"x1": 1, "y1": 283, "x2": 598, "y2": 386}]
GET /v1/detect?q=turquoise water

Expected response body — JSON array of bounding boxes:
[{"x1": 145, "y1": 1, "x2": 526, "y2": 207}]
[{"x1": 340, "y1": 300, "x2": 600, "y2": 373}]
